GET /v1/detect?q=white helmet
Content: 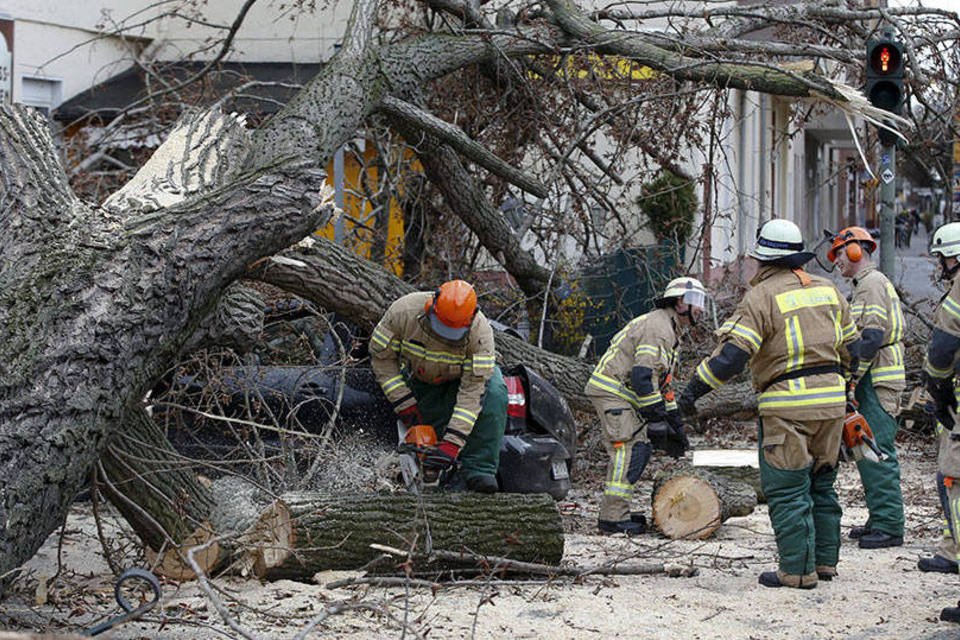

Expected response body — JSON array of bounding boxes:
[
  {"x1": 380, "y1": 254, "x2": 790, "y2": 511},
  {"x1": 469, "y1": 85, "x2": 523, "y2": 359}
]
[
  {"x1": 660, "y1": 276, "x2": 707, "y2": 310},
  {"x1": 750, "y1": 219, "x2": 808, "y2": 261},
  {"x1": 931, "y1": 222, "x2": 960, "y2": 258}
]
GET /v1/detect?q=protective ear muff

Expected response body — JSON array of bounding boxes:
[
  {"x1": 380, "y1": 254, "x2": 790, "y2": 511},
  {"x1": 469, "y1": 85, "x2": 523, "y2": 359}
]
[
  {"x1": 845, "y1": 242, "x2": 863, "y2": 262},
  {"x1": 423, "y1": 288, "x2": 441, "y2": 315}
]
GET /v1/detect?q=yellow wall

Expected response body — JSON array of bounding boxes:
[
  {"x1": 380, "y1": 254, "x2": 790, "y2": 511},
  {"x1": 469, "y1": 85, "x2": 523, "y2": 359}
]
[{"x1": 316, "y1": 143, "x2": 418, "y2": 276}]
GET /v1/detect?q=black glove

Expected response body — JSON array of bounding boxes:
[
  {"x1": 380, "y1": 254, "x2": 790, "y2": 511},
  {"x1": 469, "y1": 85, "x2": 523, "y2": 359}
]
[
  {"x1": 648, "y1": 420, "x2": 690, "y2": 459},
  {"x1": 927, "y1": 376, "x2": 958, "y2": 430}
]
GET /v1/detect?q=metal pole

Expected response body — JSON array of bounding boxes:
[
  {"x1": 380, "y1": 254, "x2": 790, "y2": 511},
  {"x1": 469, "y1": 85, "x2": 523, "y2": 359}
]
[{"x1": 879, "y1": 143, "x2": 897, "y2": 277}]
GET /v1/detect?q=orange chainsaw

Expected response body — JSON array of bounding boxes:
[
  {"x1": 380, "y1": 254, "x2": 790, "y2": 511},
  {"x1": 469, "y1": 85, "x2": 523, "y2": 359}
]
[
  {"x1": 840, "y1": 406, "x2": 885, "y2": 463},
  {"x1": 396, "y1": 422, "x2": 440, "y2": 493}
]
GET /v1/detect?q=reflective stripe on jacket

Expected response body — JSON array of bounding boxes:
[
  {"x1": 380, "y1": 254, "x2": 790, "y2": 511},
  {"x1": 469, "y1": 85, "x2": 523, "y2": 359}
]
[
  {"x1": 369, "y1": 292, "x2": 496, "y2": 447},
  {"x1": 695, "y1": 265, "x2": 857, "y2": 419},
  {"x1": 585, "y1": 307, "x2": 679, "y2": 411},
  {"x1": 925, "y1": 276, "x2": 960, "y2": 380},
  {"x1": 851, "y1": 265, "x2": 906, "y2": 391}
]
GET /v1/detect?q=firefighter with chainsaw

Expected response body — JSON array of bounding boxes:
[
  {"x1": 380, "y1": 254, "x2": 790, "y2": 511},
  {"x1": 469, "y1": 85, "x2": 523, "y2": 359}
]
[
  {"x1": 585, "y1": 277, "x2": 707, "y2": 535},
  {"x1": 922, "y1": 222, "x2": 960, "y2": 623},
  {"x1": 828, "y1": 227, "x2": 905, "y2": 549},
  {"x1": 369, "y1": 280, "x2": 507, "y2": 493},
  {"x1": 679, "y1": 219, "x2": 860, "y2": 589}
]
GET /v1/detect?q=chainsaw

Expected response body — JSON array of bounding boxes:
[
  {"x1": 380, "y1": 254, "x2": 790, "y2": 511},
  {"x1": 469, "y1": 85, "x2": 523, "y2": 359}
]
[
  {"x1": 840, "y1": 406, "x2": 886, "y2": 463},
  {"x1": 396, "y1": 422, "x2": 446, "y2": 494}
]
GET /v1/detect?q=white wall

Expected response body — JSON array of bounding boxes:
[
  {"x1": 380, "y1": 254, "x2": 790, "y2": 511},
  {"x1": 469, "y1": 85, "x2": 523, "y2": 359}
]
[{"x1": 4, "y1": 0, "x2": 354, "y2": 106}]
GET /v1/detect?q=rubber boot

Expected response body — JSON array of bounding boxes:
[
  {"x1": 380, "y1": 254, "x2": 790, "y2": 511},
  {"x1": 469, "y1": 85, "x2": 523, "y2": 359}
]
[
  {"x1": 598, "y1": 519, "x2": 645, "y2": 535},
  {"x1": 918, "y1": 555, "x2": 959, "y2": 574},
  {"x1": 941, "y1": 602, "x2": 960, "y2": 623}
]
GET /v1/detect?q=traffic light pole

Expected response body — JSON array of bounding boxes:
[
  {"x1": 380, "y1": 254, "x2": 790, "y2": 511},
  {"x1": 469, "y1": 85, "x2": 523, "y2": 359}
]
[{"x1": 879, "y1": 143, "x2": 897, "y2": 278}]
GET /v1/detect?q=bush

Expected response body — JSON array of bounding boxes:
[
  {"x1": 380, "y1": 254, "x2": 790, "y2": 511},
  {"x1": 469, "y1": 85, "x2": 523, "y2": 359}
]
[{"x1": 636, "y1": 171, "x2": 698, "y2": 244}]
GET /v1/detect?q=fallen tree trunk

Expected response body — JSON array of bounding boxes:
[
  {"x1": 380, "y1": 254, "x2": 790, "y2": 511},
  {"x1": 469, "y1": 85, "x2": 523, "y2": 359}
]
[
  {"x1": 691, "y1": 448, "x2": 764, "y2": 502},
  {"x1": 652, "y1": 467, "x2": 757, "y2": 540},
  {"x1": 246, "y1": 491, "x2": 564, "y2": 580}
]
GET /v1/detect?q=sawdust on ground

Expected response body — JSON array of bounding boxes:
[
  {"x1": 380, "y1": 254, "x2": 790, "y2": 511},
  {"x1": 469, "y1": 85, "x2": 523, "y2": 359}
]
[{"x1": 1, "y1": 421, "x2": 958, "y2": 640}]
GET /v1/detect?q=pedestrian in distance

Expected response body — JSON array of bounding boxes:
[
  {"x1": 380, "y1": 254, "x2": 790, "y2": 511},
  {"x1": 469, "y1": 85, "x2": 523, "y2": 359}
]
[{"x1": 678, "y1": 219, "x2": 860, "y2": 589}]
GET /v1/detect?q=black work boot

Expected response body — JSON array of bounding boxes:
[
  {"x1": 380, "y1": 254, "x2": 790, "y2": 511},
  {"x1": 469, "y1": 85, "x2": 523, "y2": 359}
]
[
  {"x1": 848, "y1": 525, "x2": 872, "y2": 539},
  {"x1": 940, "y1": 602, "x2": 960, "y2": 623},
  {"x1": 858, "y1": 531, "x2": 903, "y2": 549},
  {"x1": 598, "y1": 519, "x2": 645, "y2": 535},
  {"x1": 629, "y1": 512, "x2": 647, "y2": 527},
  {"x1": 919, "y1": 555, "x2": 960, "y2": 574},
  {"x1": 465, "y1": 474, "x2": 499, "y2": 494}
]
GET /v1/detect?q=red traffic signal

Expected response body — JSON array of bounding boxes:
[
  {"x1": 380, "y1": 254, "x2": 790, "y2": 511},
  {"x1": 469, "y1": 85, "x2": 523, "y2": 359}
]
[{"x1": 869, "y1": 43, "x2": 902, "y2": 76}]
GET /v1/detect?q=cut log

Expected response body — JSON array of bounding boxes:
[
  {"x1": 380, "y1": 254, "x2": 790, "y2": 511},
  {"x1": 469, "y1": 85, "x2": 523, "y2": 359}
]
[
  {"x1": 246, "y1": 491, "x2": 564, "y2": 580},
  {"x1": 692, "y1": 448, "x2": 764, "y2": 502},
  {"x1": 652, "y1": 467, "x2": 757, "y2": 540}
]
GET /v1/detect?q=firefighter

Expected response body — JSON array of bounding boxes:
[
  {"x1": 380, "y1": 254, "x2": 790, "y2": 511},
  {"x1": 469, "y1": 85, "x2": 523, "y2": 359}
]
[
  {"x1": 678, "y1": 219, "x2": 859, "y2": 589},
  {"x1": 828, "y1": 227, "x2": 905, "y2": 549},
  {"x1": 922, "y1": 222, "x2": 960, "y2": 622},
  {"x1": 585, "y1": 276, "x2": 707, "y2": 535},
  {"x1": 369, "y1": 280, "x2": 507, "y2": 493}
]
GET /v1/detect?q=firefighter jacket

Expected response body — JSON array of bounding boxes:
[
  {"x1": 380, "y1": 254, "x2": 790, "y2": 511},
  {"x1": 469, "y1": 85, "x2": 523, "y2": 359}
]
[
  {"x1": 694, "y1": 265, "x2": 858, "y2": 419},
  {"x1": 850, "y1": 264, "x2": 905, "y2": 391},
  {"x1": 369, "y1": 292, "x2": 497, "y2": 448},
  {"x1": 924, "y1": 274, "x2": 960, "y2": 382},
  {"x1": 584, "y1": 307, "x2": 679, "y2": 414}
]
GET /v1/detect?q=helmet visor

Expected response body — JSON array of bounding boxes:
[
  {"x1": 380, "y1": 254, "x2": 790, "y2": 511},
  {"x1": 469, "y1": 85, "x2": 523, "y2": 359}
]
[{"x1": 682, "y1": 290, "x2": 706, "y2": 310}]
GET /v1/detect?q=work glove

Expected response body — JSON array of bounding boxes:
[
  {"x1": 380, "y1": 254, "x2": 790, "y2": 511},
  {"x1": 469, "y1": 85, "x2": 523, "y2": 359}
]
[
  {"x1": 397, "y1": 404, "x2": 424, "y2": 429},
  {"x1": 422, "y1": 439, "x2": 460, "y2": 475},
  {"x1": 677, "y1": 378, "x2": 711, "y2": 420},
  {"x1": 638, "y1": 402, "x2": 668, "y2": 424},
  {"x1": 648, "y1": 419, "x2": 689, "y2": 459},
  {"x1": 931, "y1": 381, "x2": 958, "y2": 431}
]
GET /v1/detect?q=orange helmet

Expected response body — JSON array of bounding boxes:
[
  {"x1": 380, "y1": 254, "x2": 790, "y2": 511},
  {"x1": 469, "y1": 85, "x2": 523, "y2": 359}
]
[
  {"x1": 424, "y1": 280, "x2": 477, "y2": 341},
  {"x1": 827, "y1": 227, "x2": 876, "y2": 263}
]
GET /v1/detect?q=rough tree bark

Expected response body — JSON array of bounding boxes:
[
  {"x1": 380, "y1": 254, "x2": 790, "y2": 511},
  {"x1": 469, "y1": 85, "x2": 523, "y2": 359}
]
[
  {"x1": 1, "y1": 0, "x2": 876, "y2": 587},
  {"x1": 246, "y1": 492, "x2": 564, "y2": 580}
]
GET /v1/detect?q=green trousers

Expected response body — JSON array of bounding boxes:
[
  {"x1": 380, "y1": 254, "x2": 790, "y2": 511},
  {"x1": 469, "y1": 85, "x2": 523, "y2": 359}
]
[
  {"x1": 854, "y1": 372, "x2": 905, "y2": 537},
  {"x1": 760, "y1": 418, "x2": 842, "y2": 577},
  {"x1": 409, "y1": 366, "x2": 508, "y2": 479}
]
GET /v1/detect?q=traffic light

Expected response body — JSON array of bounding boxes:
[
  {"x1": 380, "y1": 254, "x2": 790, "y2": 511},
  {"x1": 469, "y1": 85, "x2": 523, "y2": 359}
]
[{"x1": 865, "y1": 29, "x2": 904, "y2": 145}]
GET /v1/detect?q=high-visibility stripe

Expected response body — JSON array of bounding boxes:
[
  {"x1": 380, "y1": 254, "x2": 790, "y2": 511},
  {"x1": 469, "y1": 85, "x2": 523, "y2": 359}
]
[
  {"x1": 758, "y1": 379, "x2": 846, "y2": 409},
  {"x1": 943, "y1": 296, "x2": 960, "y2": 321},
  {"x1": 785, "y1": 315, "x2": 804, "y2": 372},
  {"x1": 451, "y1": 406, "x2": 479, "y2": 426},
  {"x1": 729, "y1": 324, "x2": 762, "y2": 351},
  {"x1": 400, "y1": 342, "x2": 465, "y2": 365},
  {"x1": 925, "y1": 358, "x2": 953, "y2": 379},
  {"x1": 635, "y1": 391, "x2": 664, "y2": 407},
  {"x1": 605, "y1": 446, "x2": 632, "y2": 497},
  {"x1": 775, "y1": 286, "x2": 838, "y2": 313},
  {"x1": 886, "y1": 281, "x2": 904, "y2": 342},
  {"x1": 587, "y1": 372, "x2": 644, "y2": 408},
  {"x1": 696, "y1": 360, "x2": 724, "y2": 389},
  {"x1": 841, "y1": 320, "x2": 857, "y2": 340},
  {"x1": 634, "y1": 344, "x2": 659, "y2": 358},
  {"x1": 665, "y1": 400, "x2": 678, "y2": 412},
  {"x1": 371, "y1": 328, "x2": 399, "y2": 351},
  {"x1": 381, "y1": 374, "x2": 407, "y2": 395},
  {"x1": 861, "y1": 304, "x2": 889, "y2": 321}
]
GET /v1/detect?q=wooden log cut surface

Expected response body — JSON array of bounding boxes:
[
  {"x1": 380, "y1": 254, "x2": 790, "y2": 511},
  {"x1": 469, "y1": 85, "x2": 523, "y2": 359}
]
[
  {"x1": 652, "y1": 468, "x2": 758, "y2": 540},
  {"x1": 247, "y1": 491, "x2": 564, "y2": 580}
]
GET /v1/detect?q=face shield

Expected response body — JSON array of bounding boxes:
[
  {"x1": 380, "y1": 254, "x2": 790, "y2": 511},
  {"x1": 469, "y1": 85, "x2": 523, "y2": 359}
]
[{"x1": 681, "y1": 289, "x2": 706, "y2": 311}]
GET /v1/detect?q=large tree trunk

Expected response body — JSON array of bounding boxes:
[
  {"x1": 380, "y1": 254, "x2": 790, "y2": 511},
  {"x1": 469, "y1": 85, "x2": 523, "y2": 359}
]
[{"x1": 246, "y1": 492, "x2": 564, "y2": 580}]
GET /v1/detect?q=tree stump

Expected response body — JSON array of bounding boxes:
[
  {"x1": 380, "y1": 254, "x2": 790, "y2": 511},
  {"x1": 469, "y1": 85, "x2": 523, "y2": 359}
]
[
  {"x1": 692, "y1": 448, "x2": 764, "y2": 502},
  {"x1": 245, "y1": 491, "x2": 564, "y2": 581},
  {"x1": 652, "y1": 467, "x2": 757, "y2": 540}
]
